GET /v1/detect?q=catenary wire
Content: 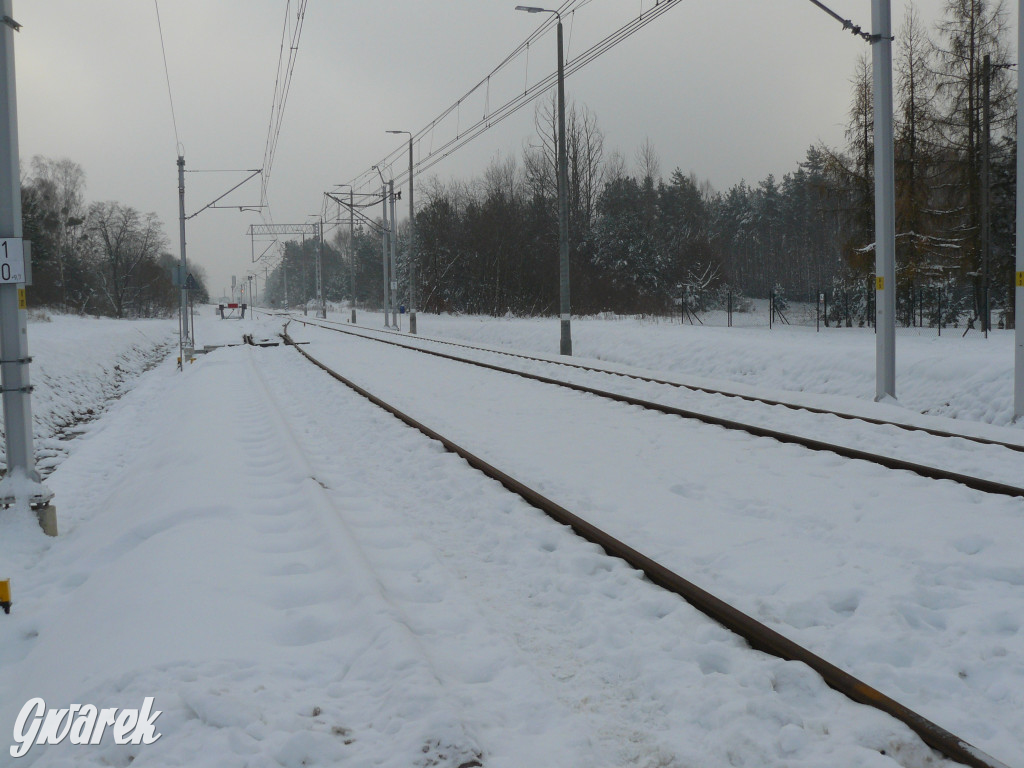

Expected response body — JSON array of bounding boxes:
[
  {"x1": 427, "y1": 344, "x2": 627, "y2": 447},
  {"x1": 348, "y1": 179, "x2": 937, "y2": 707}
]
[
  {"x1": 344, "y1": 0, "x2": 683, "y2": 194},
  {"x1": 153, "y1": 0, "x2": 181, "y2": 152}
]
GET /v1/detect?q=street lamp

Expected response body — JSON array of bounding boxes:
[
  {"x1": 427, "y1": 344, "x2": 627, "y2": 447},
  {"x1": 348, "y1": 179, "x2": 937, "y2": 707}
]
[
  {"x1": 388, "y1": 129, "x2": 417, "y2": 334},
  {"x1": 372, "y1": 165, "x2": 393, "y2": 327},
  {"x1": 516, "y1": 5, "x2": 571, "y2": 355}
]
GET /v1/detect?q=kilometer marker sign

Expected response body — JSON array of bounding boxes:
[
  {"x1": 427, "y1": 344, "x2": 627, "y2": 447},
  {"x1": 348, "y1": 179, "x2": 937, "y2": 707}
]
[{"x1": 0, "y1": 238, "x2": 26, "y2": 283}]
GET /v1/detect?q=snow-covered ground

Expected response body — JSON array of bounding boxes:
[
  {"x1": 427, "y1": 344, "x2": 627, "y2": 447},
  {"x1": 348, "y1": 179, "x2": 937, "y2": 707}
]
[
  {"x1": 0, "y1": 309, "x2": 1020, "y2": 767},
  {"x1": 371, "y1": 309, "x2": 1022, "y2": 427},
  {"x1": 1, "y1": 313, "x2": 177, "y2": 476}
]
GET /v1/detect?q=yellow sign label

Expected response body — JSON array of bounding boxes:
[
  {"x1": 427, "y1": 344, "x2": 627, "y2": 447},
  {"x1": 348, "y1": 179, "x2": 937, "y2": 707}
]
[
  {"x1": 17, "y1": 288, "x2": 26, "y2": 310},
  {"x1": 1017, "y1": 271, "x2": 1024, "y2": 288},
  {"x1": 876, "y1": 276, "x2": 884, "y2": 290},
  {"x1": 0, "y1": 579, "x2": 10, "y2": 603}
]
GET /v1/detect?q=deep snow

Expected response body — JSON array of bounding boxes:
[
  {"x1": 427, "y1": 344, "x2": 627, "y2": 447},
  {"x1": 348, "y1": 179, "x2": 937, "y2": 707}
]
[{"x1": 0, "y1": 309, "x2": 1019, "y2": 767}]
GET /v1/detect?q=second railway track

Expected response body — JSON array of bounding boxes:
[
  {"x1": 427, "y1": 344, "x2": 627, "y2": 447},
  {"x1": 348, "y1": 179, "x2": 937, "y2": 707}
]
[
  {"x1": 272, "y1": 327, "x2": 1013, "y2": 768},
  {"x1": 282, "y1": 314, "x2": 1024, "y2": 500}
]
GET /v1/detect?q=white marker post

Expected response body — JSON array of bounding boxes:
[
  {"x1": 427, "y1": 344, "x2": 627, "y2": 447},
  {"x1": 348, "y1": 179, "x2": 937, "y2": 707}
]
[{"x1": 0, "y1": 1, "x2": 54, "y2": 531}]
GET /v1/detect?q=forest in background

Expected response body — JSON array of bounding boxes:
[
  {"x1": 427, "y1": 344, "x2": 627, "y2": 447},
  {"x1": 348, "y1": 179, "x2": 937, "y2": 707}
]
[
  {"x1": 265, "y1": 0, "x2": 1018, "y2": 330},
  {"x1": 18, "y1": 156, "x2": 209, "y2": 318},
  {"x1": 19, "y1": 1, "x2": 1015, "y2": 330}
]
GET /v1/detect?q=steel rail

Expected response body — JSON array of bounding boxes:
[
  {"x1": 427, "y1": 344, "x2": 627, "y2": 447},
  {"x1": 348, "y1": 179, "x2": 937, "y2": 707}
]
[
  {"x1": 279, "y1": 328, "x2": 1011, "y2": 768},
  {"x1": 293, "y1": 314, "x2": 1024, "y2": 454},
  {"x1": 287, "y1": 317, "x2": 1024, "y2": 499}
]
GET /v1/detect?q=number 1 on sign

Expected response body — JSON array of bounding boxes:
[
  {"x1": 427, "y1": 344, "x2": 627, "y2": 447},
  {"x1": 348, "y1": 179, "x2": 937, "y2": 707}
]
[{"x1": 0, "y1": 239, "x2": 25, "y2": 284}]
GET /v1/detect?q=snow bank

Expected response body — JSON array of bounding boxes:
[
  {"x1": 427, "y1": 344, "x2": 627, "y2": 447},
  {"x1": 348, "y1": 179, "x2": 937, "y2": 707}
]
[{"x1": 0, "y1": 313, "x2": 177, "y2": 475}]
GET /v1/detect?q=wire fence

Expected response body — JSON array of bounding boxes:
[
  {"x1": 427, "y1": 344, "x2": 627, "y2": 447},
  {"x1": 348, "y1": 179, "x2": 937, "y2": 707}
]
[{"x1": 659, "y1": 283, "x2": 1004, "y2": 338}]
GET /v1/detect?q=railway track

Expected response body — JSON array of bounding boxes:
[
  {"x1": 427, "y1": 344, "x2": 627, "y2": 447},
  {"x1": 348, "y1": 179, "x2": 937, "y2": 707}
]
[
  {"x1": 282, "y1": 314, "x2": 1024, "y2": 500},
  {"x1": 280, "y1": 313, "x2": 1024, "y2": 454},
  {"x1": 276, "y1": 326, "x2": 1012, "y2": 768}
]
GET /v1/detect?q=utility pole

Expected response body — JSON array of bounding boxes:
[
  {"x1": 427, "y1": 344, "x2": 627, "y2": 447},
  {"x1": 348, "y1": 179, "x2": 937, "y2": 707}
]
[
  {"x1": 282, "y1": 245, "x2": 289, "y2": 308},
  {"x1": 408, "y1": 139, "x2": 416, "y2": 333},
  {"x1": 516, "y1": 6, "x2": 571, "y2": 354},
  {"x1": 350, "y1": 188, "x2": 356, "y2": 323},
  {"x1": 872, "y1": 0, "x2": 896, "y2": 400},
  {"x1": 981, "y1": 54, "x2": 992, "y2": 337},
  {"x1": 380, "y1": 181, "x2": 390, "y2": 326},
  {"x1": 177, "y1": 155, "x2": 191, "y2": 364},
  {"x1": 555, "y1": 13, "x2": 571, "y2": 355},
  {"x1": 0, "y1": 2, "x2": 55, "y2": 532},
  {"x1": 316, "y1": 217, "x2": 325, "y2": 318},
  {"x1": 389, "y1": 180, "x2": 398, "y2": 329},
  {"x1": 388, "y1": 130, "x2": 416, "y2": 333},
  {"x1": 1015, "y1": 0, "x2": 1024, "y2": 419},
  {"x1": 300, "y1": 233, "x2": 307, "y2": 313}
]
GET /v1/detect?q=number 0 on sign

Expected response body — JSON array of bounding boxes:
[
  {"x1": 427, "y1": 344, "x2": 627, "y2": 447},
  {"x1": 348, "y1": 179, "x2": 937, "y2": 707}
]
[{"x1": 0, "y1": 239, "x2": 26, "y2": 284}]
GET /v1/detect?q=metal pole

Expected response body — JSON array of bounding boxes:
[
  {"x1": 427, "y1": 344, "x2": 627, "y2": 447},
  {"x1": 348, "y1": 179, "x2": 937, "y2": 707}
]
[
  {"x1": 350, "y1": 188, "x2": 356, "y2": 323},
  {"x1": 872, "y1": 0, "x2": 896, "y2": 399},
  {"x1": 0, "y1": 1, "x2": 52, "y2": 521},
  {"x1": 389, "y1": 180, "x2": 398, "y2": 329},
  {"x1": 1015, "y1": 0, "x2": 1024, "y2": 418},
  {"x1": 556, "y1": 16, "x2": 572, "y2": 355},
  {"x1": 177, "y1": 155, "x2": 190, "y2": 361},
  {"x1": 300, "y1": 233, "x2": 307, "y2": 314},
  {"x1": 317, "y1": 218, "x2": 325, "y2": 318},
  {"x1": 981, "y1": 54, "x2": 991, "y2": 337},
  {"x1": 381, "y1": 183, "x2": 390, "y2": 326},
  {"x1": 408, "y1": 137, "x2": 417, "y2": 334},
  {"x1": 282, "y1": 246, "x2": 289, "y2": 308}
]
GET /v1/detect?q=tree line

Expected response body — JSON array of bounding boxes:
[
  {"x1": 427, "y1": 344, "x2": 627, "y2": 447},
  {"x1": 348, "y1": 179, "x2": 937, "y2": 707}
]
[
  {"x1": 266, "y1": 0, "x2": 1016, "y2": 330},
  {"x1": 19, "y1": 156, "x2": 209, "y2": 317}
]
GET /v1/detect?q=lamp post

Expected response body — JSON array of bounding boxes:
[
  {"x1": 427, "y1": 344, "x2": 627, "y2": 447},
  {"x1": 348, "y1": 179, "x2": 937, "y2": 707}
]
[
  {"x1": 373, "y1": 165, "x2": 391, "y2": 327},
  {"x1": 387, "y1": 129, "x2": 416, "y2": 334},
  {"x1": 516, "y1": 5, "x2": 571, "y2": 355}
]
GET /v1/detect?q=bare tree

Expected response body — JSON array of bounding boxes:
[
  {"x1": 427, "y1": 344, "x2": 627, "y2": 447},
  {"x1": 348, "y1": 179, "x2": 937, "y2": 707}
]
[
  {"x1": 27, "y1": 156, "x2": 86, "y2": 310},
  {"x1": 635, "y1": 137, "x2": 661, "y2": 185},
  {"x1": 83, "y1": 202, "x2": 168, "y2": 317},
  {"x1": 524, "y1": 95, "x2": 607, "y2": 230}
]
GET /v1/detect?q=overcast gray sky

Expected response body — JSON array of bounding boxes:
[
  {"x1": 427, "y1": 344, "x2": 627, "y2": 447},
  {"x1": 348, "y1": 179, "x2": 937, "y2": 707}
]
[{"x1": 11, "y1": 0, "x2": 1013, "y2": 297}]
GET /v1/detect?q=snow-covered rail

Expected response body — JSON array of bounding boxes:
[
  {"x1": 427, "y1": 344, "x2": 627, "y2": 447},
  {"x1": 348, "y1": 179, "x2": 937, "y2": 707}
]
[
  {"x1": 284, "y1": 313, "x2": 1024, "y2": 453},
  {"x1": 284, "y1": 315, "x2": 1024, "y2": 500},
  {"x1": 278, "y1": 327, "x2": 1012, "y2": 768}
]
